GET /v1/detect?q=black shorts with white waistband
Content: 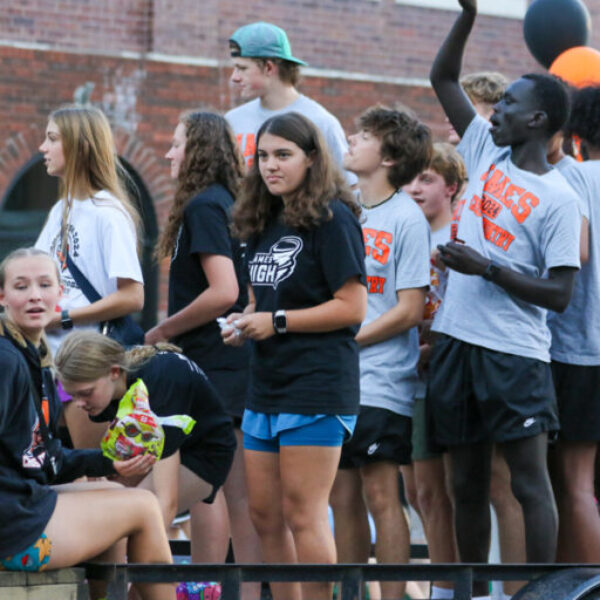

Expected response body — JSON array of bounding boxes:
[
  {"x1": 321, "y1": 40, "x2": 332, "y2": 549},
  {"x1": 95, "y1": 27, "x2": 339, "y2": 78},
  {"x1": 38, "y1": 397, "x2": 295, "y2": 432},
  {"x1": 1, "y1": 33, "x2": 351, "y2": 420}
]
[
  {"x1": 338, "y1": 405, "x2": 412, "y2": 469},
  {"x1": 426, "y1": 334, "x2": 559, "y2": 446}
]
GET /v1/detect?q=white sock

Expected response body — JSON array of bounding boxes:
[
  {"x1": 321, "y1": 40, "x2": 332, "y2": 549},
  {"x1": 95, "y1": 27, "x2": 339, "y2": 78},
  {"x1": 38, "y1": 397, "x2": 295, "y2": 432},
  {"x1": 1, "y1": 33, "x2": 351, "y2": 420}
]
[
  {"x1": 431, "y1": 584, "x2": 454, "y2": 599},
  {"x1": 503, "y1": 595, "x2": 512, "y2": 600},
  {"x1": 472, "y1": 596, "x2": 491, "y2": 600}
]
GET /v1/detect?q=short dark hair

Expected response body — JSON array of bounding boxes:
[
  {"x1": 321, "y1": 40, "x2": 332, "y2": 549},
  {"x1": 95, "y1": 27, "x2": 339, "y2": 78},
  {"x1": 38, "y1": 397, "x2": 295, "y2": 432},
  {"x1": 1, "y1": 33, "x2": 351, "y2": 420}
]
[
  {"x1": 567, "y1": 86, "x2": 600, "y2": 148},
  {"x1": 253, "y1": 57, "x2": 301, "y2": 86},
  {"x1": 358, "y1": 105, "x2": 432, "y2": 189},
  {"x1": 521, "y1": 73, "x2": 571, "y2": 136}
]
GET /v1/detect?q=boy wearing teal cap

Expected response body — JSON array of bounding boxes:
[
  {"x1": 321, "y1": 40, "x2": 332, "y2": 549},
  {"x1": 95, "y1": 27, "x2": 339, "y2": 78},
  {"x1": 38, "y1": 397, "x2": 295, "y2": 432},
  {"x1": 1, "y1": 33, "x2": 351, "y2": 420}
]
[{"x1": 226, "y1": 21, "x2": 354, "y2": 182}]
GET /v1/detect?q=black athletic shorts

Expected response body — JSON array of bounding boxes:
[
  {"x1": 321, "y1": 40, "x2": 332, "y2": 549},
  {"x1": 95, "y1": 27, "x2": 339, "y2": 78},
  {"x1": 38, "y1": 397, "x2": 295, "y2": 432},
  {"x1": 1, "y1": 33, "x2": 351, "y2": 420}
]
[
  {"x1": 552, "y1": 361, "x2": 600, "y2": 441},
  {"x1": 181, "y1": 420, "x2": 236, "y2": 503},
  {"x1": 426, "y1": 334, "x2": 559, "y2": 446},
  {"x1": 339, "y1": 406, "x2": 412, "y2": 468},
  {"x1": 203, "y1": 367, "x2": 249, "y2": 419}
]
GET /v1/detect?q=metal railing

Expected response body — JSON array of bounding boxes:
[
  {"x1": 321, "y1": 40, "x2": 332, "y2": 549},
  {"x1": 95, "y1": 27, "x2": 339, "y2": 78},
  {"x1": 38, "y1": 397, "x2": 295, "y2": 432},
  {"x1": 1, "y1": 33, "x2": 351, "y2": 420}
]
[{"x1": 83, "y1": 561, "x2": 600, "y2": 600}]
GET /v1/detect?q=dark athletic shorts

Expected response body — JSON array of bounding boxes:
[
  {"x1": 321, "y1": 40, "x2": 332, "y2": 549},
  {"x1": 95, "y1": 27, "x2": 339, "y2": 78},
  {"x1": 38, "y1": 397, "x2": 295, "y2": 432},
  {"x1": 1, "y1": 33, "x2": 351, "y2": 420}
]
[
  {"x1": 552, "y1": 361, "x2": 600, "y2": 441},
  {"x1": 426, "y1": 334, "x2": 559, "y2": 446},
  {"x1": 181, "y1": 420, "x2": 237, "y2": 503},
  {"x1": 339, "y1": 406, "x2": 412, "y2": 468},
  {"x1": 203, "y1": 367, "x2": 249, "y2": 420}
]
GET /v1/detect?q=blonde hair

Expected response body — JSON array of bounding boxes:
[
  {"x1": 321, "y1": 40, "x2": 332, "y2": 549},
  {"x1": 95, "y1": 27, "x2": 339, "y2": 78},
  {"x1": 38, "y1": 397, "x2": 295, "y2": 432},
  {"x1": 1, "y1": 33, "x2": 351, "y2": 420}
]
[
  {"x1": 429, "y1": 143, "x2": 467, "y2": 202},
  {"x1": 55, "y1": 330, "x2": 180, "y2": 383},
  {"x1": 0, "y1": 247, "x2": 60, "y2": 288},
  {"x1": 49, "y1": 105, "x2": 142, "y2": 257},
  {"x1": 460, "y1": 72, "x2": 508, "y2": 105}
]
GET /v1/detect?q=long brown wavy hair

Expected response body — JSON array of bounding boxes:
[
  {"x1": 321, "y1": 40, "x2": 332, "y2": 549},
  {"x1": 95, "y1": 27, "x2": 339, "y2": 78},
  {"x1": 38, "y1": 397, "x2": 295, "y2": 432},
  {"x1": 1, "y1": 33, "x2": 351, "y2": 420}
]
[
  {"x1": 155, "y1": 112, "x2": 245, "y2": 260},
  {"x1": 231, "y1": 112, "x2": 359, "y2": 240}
]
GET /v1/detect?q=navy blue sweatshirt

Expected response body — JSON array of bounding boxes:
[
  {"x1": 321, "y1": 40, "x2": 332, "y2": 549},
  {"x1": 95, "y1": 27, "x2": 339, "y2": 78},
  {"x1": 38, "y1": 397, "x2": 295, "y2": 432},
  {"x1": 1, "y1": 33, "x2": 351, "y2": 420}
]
[{"x1": 0, "y1": 321, "x2": 114, "y2": 558}]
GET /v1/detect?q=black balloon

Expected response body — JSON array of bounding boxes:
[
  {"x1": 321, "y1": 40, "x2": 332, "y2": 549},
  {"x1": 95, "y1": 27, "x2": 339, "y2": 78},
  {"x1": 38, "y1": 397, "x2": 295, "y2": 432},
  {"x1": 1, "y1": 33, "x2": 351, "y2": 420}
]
[{"x1": 524, "y1": 0, "x2": 592, "y2": 67}]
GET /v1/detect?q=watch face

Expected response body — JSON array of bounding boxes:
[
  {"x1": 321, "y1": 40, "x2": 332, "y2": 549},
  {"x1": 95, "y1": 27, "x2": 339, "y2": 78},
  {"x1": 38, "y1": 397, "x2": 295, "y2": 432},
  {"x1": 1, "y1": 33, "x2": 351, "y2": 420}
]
[{"x1": 274, "y1": 311, "x2": 286, "y2": 333}]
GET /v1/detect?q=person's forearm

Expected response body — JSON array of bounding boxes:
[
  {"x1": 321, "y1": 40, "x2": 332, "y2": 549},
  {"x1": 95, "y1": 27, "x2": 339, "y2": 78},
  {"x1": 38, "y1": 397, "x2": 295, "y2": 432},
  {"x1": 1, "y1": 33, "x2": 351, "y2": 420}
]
[
  {"x1": 356, "y1": 300, "x2": 424, "y2": 347},
  {"x1": 286, "y1": 290, "x2": 367, "y2": 333},
  {"x1": 159, "y1": 287, "x2": 239, "y2": 339},
  {"x1": 430, "y1": 7, "x2": 476, "y2": 89},
  {"x1": 479, "y1": 264, "x2": 575, "y2": 312},
  {"x1": 68, "y1": 284, "x2": 144, "y2": 324}
]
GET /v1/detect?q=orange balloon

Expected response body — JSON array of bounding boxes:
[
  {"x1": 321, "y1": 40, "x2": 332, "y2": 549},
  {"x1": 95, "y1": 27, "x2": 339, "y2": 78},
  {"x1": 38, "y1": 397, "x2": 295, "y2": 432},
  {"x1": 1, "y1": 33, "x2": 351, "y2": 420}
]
[{"x1": 549, "y1": 46, "x2": 600, "y2": 87}]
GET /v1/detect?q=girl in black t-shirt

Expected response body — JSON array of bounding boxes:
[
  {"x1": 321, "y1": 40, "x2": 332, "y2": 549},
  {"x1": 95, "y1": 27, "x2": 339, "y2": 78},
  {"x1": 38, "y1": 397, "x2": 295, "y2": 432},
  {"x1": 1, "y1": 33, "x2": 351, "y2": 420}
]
[
  {"x1": 55, "y1": 330, "x2": 237, "y2": 563},
  {"x1": 0, "y1": 248, "x2": 173, "y2": 599},
  {"x1": 224, "y1": 112, "x2": 367, "y2": 600},
  {"x1": 144, "y1": 112, "x2": 262, "y2": 578}
]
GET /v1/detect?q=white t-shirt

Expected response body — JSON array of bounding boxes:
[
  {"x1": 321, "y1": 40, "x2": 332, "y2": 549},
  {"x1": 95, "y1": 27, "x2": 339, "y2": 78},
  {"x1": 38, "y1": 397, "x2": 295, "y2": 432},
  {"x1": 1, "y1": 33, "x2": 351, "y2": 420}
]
[
  {"x1": 548, "y1": 160, "x2": 600, "y2": 365},
  {"x1": 432, "y1": 116, "x2": 580, "y2": 362},
  {"x1": 359, "y1": 191, "x2": 431, "y2": 416},
  {"x1": 35, "y1": 190, "x2": 143, "y2": 354},
  {"x1": 225, "y1": 94, "x2": 357, "y2": 185}
]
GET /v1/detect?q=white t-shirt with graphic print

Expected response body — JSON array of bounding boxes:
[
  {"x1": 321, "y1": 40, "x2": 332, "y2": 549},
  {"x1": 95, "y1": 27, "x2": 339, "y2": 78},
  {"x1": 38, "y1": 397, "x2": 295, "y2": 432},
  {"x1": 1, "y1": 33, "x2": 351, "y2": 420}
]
[
  {"x1": 432, "y1": 116, "x2": 580, "y2": 362},
  {"x1": 35, "y1": 190, "x2": 143, "y2": 354}
]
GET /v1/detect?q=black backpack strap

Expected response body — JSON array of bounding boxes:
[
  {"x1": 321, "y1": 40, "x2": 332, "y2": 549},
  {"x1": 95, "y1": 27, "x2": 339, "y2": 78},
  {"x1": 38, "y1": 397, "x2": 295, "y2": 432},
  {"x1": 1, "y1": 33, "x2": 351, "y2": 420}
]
[{"x1": 65, "y1": 252, "x2": 102, "y2": 304}]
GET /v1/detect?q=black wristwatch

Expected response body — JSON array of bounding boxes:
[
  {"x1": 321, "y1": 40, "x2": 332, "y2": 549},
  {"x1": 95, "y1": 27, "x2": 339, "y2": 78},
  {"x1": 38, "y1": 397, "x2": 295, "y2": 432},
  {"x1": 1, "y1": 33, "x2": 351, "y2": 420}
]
[
  {"x1": 481, "y1": 261, "x2": 501, "y2": 282},
  {"x1": 273, "y1": 310, "x2": 287, "y2": 334},
  {"x1": 60, "y1": 309, "x2": 74, "y2": 330}
]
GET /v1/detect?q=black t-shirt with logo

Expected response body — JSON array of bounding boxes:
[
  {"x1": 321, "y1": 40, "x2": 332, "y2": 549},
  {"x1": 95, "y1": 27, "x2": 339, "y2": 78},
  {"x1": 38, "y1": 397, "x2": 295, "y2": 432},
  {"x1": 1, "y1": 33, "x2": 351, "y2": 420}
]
[
  {"x1": 168, "y1": 184, "x2": 249, "y2": 370},
  {"x1": 246, "y1": 199, "x2": 366, "y2": 415}
]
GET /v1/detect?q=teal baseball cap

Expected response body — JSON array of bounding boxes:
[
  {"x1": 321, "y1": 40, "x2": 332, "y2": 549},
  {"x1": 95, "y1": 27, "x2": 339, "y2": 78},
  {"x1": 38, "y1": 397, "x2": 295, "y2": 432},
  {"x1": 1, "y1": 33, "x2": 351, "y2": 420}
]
[{"x1": 229, "y1": 22, "x2": 308, "y2": 66}]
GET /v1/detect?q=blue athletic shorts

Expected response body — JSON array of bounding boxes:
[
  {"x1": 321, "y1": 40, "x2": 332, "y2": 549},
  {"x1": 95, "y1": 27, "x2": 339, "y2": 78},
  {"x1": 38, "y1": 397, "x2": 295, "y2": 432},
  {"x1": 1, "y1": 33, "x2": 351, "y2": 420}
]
[
  {"x1": 0, "y1": 533, "x2": 52, "y2": 572},
  {"x1": 242, "y1": 410, "x2": 357, "y2": 453}
]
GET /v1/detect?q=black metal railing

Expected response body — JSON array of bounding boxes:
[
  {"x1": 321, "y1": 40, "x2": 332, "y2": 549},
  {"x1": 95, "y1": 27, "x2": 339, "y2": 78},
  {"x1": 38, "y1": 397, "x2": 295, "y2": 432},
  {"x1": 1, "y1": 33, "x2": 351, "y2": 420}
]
[{"x1": 83, "y1": 561, "x2": 600, "y2": 600}]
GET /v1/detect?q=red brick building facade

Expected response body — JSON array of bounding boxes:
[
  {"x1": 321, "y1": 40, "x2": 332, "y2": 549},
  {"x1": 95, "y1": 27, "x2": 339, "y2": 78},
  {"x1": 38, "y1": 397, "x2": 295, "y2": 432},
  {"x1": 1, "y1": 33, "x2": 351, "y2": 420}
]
[{"x1": 1, "y1": 0, "x2": 597, "y2": 320}]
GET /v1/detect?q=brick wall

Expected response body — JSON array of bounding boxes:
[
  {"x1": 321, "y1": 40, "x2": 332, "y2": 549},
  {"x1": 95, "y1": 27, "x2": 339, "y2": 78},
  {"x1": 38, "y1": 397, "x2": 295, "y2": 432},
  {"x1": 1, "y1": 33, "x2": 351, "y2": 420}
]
[
  {"x1": 1, "y1": 0, "x2": 598, "y2": 315},
  {"x1": 6, "y1": 0, "x2": 599, "y2": 79}
]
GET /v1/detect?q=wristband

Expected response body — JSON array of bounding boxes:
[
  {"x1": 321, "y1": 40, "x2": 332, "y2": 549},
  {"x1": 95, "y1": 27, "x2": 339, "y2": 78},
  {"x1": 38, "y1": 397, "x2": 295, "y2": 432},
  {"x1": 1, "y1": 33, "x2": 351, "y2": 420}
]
[
  {"x1": 481, "y1": 261, "x2": 501, "y2": 282},
  {"x1": 60, "y1": 309, "x2": 74, "y2": 330},
  {"x1": 273, "y1": 310, "x2": 287, "y2": 334}
]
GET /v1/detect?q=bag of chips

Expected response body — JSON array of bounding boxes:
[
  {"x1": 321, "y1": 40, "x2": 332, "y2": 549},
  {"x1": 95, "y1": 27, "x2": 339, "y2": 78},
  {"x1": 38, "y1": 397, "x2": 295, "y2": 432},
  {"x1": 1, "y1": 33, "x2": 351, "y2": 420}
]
[{"x1": 101, "y1": 378, "x2": 196, "y2": 461}]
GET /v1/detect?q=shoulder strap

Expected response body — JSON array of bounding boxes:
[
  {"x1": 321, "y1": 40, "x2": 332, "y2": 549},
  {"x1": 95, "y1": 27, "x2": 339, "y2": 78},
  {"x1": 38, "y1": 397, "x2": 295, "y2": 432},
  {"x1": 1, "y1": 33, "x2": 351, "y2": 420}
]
[{"x1": 65, "y1": 252, "x2": 102, "y2": 303}]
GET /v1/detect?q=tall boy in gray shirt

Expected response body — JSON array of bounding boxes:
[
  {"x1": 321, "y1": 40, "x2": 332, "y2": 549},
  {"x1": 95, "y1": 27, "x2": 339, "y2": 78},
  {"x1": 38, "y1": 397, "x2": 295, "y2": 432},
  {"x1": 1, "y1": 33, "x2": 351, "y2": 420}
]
[{"x1": 428, "y1": 0, "x2": 580, "y2": 596}]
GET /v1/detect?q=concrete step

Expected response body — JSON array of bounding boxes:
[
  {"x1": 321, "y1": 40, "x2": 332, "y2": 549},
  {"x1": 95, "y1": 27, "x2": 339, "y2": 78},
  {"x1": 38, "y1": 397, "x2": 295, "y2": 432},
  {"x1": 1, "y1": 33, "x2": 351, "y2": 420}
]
[{"x1": 0, "y1": 567, "x2": 88, "y2": 600}]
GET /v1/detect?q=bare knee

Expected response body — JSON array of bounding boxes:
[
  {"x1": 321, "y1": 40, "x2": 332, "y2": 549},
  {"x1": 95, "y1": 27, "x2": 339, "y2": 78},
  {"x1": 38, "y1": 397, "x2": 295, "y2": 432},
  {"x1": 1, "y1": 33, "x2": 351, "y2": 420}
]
[
  {"x1": 364, "y1": 480, "x2": 400, "y2": 520},
  {"x1": 416, "y1": 480, "x2": 450, "y2": 519},
  {"x1": 249, "y1": 500, "x2": 286, "y2": 537}
]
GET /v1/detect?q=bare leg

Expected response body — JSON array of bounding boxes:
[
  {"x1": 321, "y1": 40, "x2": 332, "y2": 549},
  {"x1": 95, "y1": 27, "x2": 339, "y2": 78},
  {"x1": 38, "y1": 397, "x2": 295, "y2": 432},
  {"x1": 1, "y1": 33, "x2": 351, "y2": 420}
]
[
  {"x1": 330, "y1": 468, "x2": 371, "y2": 563},
  {"x1": 44, "y1": 487, "x2": 175, "y2": 600},
  {"x1": 449, "y1": 442, "x2": 493, "y2": 597},
  {"x1": 500, "y1": 433, "x2": 558, "y2": 563},
  {"x1": 222, "y1": 429, "x2": 263, "y2": 599},
  {"x1": 489, "y1": 447, "x2": 526, "y2": 595},
  {"x1": 552, "y1": 440, "x2": 600, "y2": 562},
  {"x1": 280, "y1": 445, "x2": 342, "y2": 600},
  {"x1": 413, "y1": 457, "x2": 457, "y2": 592},
  {"x1": 361, "y1": 461, "x2": 409, "y2": 599},
  {"x1": 245, "y1": 449, "x2": 301, "y2": 600},
  {"x1": 188, "y1": 490, "x2": 231, "y2": 562}
]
